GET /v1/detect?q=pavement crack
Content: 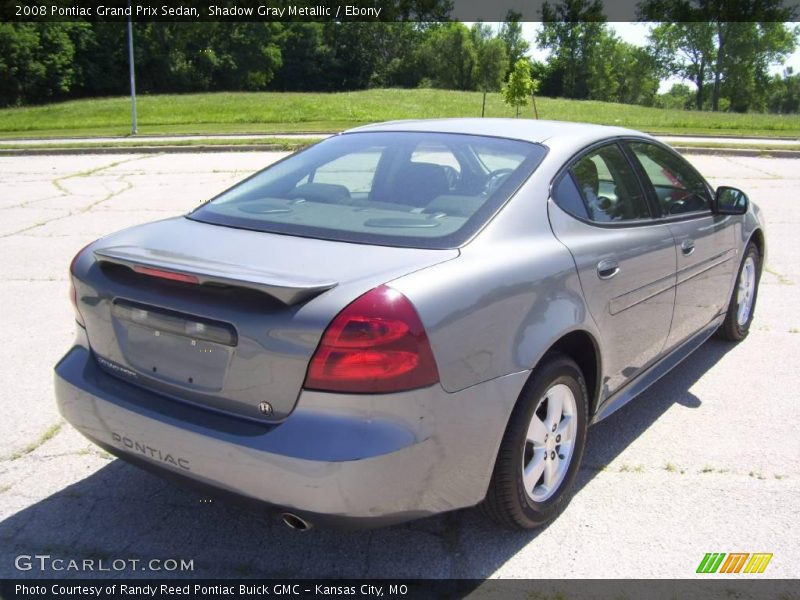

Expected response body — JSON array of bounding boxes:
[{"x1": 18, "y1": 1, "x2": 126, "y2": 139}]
[
  {"x1": 1, "y1": 162, "x2": 142, "y2": 238},
  {"x1": 50, "y1": 155, "x2": 149, "y2": 195},
  {"x1": 2, "y1": 421, "x2": 63, "y2": 462},
  {"x1": 83, "y1": 177, "x2": 134, "y2": 212},
  {"x1": 0, "y1": 214, "x2": 73, "y2": 238},
  {"x1": 721, "y1": 155, "x2": 781, "y2": 179},
  {"x1": 764, "y1": 265, "x2": 793, "y2": 285}
]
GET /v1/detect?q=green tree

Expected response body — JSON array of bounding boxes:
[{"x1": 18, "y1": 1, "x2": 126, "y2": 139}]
[
  {"x1": 769, "y1": 68, "x2": 800, "y2": 113},
  {"x1": 473, "y1": 27, "x2": 508, "y2": 116},
  {"x1": 720, "y1": 22, "x2": 797, "y2": 112},
  {"x1": 503, "y1": 58, "x2": 536, "y2": 117},
  {"x1": 608, "y1": 42, "x2": 661, "y2": 106},
  {"x1": 498, "y1": 11, "x2": 530, "y2": 79},
  {"x1": 470, "y1": 21, "x2": 494, "y2": 46},
  {"x1": 537, "y1": 0, "x2": 607, "y2": 100},
  {"x1": 72, "y1": 23, "x2": 128, "y2": 98},
  {"x1": 585, "y1": 28, "x2": 621, "y2": 102},
  {"x1": 368, "y1": 23, "x2": 427, "y2": 88},
  {"x1": 321, "y1": 22, "x2": 384, "y2": 90},
  {"x1": 649, "y1": 23, "x2": 715, "y2": 110},
  {"x1": 221, "y1": 23, "x2": 283, "y2": 90},
  {"x1": 272, "y1": 23, "x2": 327, "y2": 91},
  {"x1": 131, "y1": 23, "x2": 283, "y2": 93},
  {"x1": 641, "y1": 0, "x2": 797, "y2": 112},
  {"x1": 0, "y1": 23, "x2": 84, "y2": 106},
  {"x1": 655, "y1": 83, "x2": 695, "y2": 110},
  {"x1": 318, "y1": 1, "x2": 453, "y2": 91},
  {"x1": 420, "y1": 22, "x2": 477, "y2": 90}
]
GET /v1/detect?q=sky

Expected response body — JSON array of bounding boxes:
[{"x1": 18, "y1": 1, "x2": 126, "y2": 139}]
[{"x1": 513, "y1": 22, "x2": 800, "y2": 93}]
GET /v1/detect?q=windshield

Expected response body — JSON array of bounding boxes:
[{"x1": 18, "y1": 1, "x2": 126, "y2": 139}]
[{"x1": 189, "y1": 131, "x2": 546, "y2": 249}]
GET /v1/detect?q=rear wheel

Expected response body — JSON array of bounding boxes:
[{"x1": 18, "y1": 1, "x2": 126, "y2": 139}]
[
  {"x1": 483, "y1": 353, "x2": 588, "y2": 529},
  {"x1": 718, "y1": 242, "x2": 761, "y2": 342}
]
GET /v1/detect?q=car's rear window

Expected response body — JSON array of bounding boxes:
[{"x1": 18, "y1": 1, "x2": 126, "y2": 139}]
[{"x1": 189, "y1": 131, "x2": 546, "y2": 249}]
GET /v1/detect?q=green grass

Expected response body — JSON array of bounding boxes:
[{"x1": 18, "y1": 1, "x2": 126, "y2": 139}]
[
  {"x1": 3, "y1": 89, "x2": 800, "y2": 139},
  {"x1": 0, "y1": 137, "x2": 316, "y2": 151}
]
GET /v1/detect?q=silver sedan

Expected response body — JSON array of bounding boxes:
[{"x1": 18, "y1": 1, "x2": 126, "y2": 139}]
[{"x1": 55, "y1": 119, "x2": 764, "y2": 530}]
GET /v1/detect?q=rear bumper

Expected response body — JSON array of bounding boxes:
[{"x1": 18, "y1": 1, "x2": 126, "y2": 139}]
[{"x1": 55, "y1": 343, "x2": 527, "y2": 528}]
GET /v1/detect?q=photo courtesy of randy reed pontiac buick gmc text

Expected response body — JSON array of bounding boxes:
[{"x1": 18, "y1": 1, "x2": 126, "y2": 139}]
[{"x1": 14, "y1": 584, "x2": 405, "y2": 596}]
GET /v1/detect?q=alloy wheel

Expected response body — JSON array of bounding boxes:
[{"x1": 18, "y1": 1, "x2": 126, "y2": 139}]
[
  {"x1": 521, "y1": 383, "x2": 577, "y2": 503},
  {"x1": 737, "y1": 256, "x2": 757, "y2": 327}
]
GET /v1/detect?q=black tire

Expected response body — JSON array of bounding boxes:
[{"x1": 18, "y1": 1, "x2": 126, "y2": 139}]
[
  {"x1": 717, "y1": 242, "x2": 761, "y2": 342},
  {"x1": 483, "y1": 352, "x2": 588, "y2": 530}
]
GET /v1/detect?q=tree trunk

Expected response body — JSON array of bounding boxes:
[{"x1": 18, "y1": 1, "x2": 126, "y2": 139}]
[
  {"x1": 482, "y1": 91, "x2": 486, "y2": 117},
  {"x1": 532, "y1": 93, "x2": 539, "y2": 119},
  {"x1": 696, "y1": 59, "x2": 705, "y2": 110},
  {"x1": 712, "y1": 24, "x2": 725, "y2": 112},
  {"x1": 567, "y1": 40, "x2": 576, "y2": 98}
]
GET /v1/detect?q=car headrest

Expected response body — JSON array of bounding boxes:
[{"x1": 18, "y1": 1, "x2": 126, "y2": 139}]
[
  {"x1": 394, "y1": 162, "x2": 450, "y2": 207},
  {"x1": 287, "y1": 182, "x2": 351, "y2": 204}
]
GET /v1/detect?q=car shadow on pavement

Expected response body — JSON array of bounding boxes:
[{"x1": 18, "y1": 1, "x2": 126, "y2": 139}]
[{"x1": 0, "y1": 339, "x2": 735, "y2": 579}]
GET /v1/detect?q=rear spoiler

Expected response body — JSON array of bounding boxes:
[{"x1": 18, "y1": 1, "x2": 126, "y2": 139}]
[{"x1": 93, "y1": 245, "x2": 337, "y2": 305}]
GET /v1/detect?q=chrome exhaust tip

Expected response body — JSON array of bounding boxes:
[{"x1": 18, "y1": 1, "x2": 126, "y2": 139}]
[{"x1": 281, "y1": 512, "x2": 312, "y2": 531}]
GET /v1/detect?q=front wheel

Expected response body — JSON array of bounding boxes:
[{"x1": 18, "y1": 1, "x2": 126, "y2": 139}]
[
  {"x1": 483, "y1": 353, "x2": 588, "y2": 529},
  {"x1": 718, "y1": 242, "x2": 761, "y2": 341}
]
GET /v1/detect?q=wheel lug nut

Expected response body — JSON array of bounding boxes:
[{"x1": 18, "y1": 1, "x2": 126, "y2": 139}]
[
  {"x1": 552, "y1": 424, "x2": 557, "y2": 432},
  {"x1": 550, "y1": 451, "x2": 556, "y2": 459},
  {"x1": 556, "y1": 435, "x2": 561, "y2": 442}
]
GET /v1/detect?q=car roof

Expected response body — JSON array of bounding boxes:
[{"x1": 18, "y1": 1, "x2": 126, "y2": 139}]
[{"x1": 345, "y1": 118, "x2": 655, "y2": 149}]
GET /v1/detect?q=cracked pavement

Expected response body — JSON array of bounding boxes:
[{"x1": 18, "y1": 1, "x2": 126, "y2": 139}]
[{"x1": 0, "y1": 152, "x2": 798, "y2": 579}]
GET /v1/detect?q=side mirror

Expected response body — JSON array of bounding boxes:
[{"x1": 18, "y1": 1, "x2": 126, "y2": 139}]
[{"x1": 714, "y1": 186, "x2": 748, "y2": 215}]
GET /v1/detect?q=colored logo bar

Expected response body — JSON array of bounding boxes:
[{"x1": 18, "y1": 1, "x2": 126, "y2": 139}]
[{"x1": 697, "y1": 553, "x2": 773, "y2": 574}]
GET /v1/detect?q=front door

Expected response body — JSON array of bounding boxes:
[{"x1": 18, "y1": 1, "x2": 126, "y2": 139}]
[
  {"x1": 625, "y1": 141, "x2": 736, "y2": 349},
  {"x1": 549, "y1": 142, "x2": 677, "y2": 396}
]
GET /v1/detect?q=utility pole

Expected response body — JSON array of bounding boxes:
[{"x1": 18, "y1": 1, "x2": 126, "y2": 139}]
[{"x1": 127, "y1": 0, "x2": 138, "y2": 134}]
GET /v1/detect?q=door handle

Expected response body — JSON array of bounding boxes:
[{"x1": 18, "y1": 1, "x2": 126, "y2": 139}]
[
  {"x1": 681, "y1": 239, "x2": 696, "y2": 256},
  {"x1": 597, "y1": 259, "x2": 620, "y2": 280}
]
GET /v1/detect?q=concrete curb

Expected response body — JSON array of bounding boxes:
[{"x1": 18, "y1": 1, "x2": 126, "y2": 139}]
[
  {"x1": 671, "y1": 146, "x2": 800, "y2": 158},
  {"x1": 2, "y1": 143, "x2": 799, "y2": 158},
  {"x1": 652, "y1": 131, "x2": 798, "y2": 141},
  {"x1": 0, "y1": 143, "x2": 304, "y2": 156}
]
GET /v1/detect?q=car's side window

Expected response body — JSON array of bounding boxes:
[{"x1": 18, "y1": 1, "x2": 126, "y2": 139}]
[
  {"x1": 568, "y1": 144, "x2": 651, "y2": 223},
  {"x1": 552, "y1": 172, "x2": 589, "y2": 220},
  {"x1": 628, "y1": 142, "x2": 711, "y2": 216}
]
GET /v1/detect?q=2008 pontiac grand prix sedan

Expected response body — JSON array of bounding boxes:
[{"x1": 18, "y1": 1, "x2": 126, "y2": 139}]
[{"x1": 55, "y1": 119, "x2": 764, "y2": 530}]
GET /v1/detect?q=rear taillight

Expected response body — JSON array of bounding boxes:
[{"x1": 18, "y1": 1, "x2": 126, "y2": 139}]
[{"x1": 303, "y1": 285, "x2": 439, "y2": 393}]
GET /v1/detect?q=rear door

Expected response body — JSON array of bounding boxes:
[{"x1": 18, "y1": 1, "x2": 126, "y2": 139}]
[
  {"x1": 625, "y1": 141, "x2": 736, "y2": 350},
  {"x1": 549, "y1": 142, "x2": 677, "y2": 395}
]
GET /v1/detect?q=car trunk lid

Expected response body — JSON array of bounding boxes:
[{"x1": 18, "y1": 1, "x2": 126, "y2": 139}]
[{"x1": 73, "y1": 217, "x2": 457, "y2": 422}]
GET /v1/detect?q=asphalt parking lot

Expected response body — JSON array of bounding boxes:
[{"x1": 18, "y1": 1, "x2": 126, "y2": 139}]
[{"x1": 0, "y1": 151, "x2": 798, "y2": 579}]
